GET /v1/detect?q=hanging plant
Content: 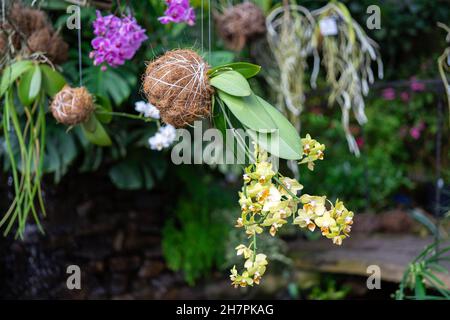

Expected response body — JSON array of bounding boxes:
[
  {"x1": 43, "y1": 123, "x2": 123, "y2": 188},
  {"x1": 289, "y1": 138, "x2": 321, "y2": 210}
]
[
  {"x1": 264, "y1": 2, "x2": 320, "y2": 130},
  {"x1": 214, "y1": 1, "x2": 266, "y2": 51},
  {"x1": 0, "y1": 2, "x2": 117, "y2": 237},
  {"x1": 142, "y1": 49, "x2": 354, "y2": 287},
  {"x1": 312, "y1": 1, "x2": 383, "y2": 156},
  {"x1": 0, "y1": 2, "x2": 68, "y2": 66},
  {"x1": 437, "y1": 22, "x2": 450, "y2": 124},
  {"x1": 0, "y1": 61, "x2": 64, "y2": 238}
]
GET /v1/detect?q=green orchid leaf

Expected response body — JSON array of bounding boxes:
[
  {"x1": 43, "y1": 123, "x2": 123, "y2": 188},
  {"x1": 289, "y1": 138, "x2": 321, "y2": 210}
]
[
  {"x1": 18, "y1": 65, "x2": 42, "y2": 105},
  {"x1": 208, "y1": 62, "x2": 261, "y2": 79},
  {"x1": 94, "y1": 95, "x2": 113, "y2": 124},
  {"x1": 254, "y1": 95, "x2": 302, "y2": 160},
  {"x1": 82, "y1": 115, "x2": 112, "y2": 146},
  {"x1": 210, "y1": 71, "x2": 251, "y2": 97},
  {"x1": 0, "y1": 60, "x2": 34, "y2": 98},
  {"x1": 205, "y1": 51, "x2": 235, "y2": 67},
  {"x1": 40, "y1": 64, "x2": 66, "y2": 97},
  {"x1": 217, "y1": 90, "x2": 277, "y2": 132},
  {"x1": 18, "y1": 69, "x2": 34, "y2": 106},
  {"x1": 29, "y1": 65, "x2": 42, "y2": 100}
]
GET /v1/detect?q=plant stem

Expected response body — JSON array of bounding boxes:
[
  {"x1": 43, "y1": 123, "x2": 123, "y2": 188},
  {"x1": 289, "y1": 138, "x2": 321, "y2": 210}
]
[{"x1": 96, "y1": 110, "x2": 158, "y2": 123}]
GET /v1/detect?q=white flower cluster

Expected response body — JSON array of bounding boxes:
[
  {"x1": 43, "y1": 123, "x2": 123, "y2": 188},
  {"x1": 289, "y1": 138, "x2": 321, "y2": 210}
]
[
  {"x1": 148, "y1": 125, "x2": 177, "y2": 151},
  {"x1": 135, "y1": 101, "x2": 160, "y2": 119}
]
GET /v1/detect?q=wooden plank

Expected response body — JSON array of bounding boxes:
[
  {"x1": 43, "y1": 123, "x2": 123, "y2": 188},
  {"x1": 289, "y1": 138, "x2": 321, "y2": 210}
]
[{"x1": 288, "y1": 234, "x2": 450, "y2": 287}]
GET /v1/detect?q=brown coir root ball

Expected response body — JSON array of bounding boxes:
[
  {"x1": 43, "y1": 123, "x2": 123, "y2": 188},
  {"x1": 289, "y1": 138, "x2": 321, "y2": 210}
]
[
  {"x1": 215, "y1": 2, "x2": 266, "y2": 51},
  {"x1": 142, "y1": 49, "x2": 214, "y2": 127},
  {"x1": 27, "y1": 29, "x2": 69, "y2": 65},
  {"x1": 1, "y1": 2, "x2": 69, "y2": 64},
  {"x1": 9, "y1": 3, "x2": 48, "y2": 37},
  {"x1": 50, "y1": 86, "x2": 94, "y2": 126}
]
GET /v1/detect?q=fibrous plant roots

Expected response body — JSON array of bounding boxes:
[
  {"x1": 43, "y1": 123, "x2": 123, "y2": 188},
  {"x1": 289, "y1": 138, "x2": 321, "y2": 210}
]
[
  {"x1": 312, "y1": 2, "x2": 383, "y2": 156},
  {"x1": 0, "y1": 2, "x2": 68, "y2": 64},
  {"x1": 50, "y1": 85, "x2": 94, "y2": 126},
  {"x1": 142, "y1": 49, "x2": 213, "y2": 127},
  {"x1": 265, "y1": 4, "x2": 319, "y2": 130},
  {"x1": 215, "y1": 2, "x2": 266, "y2": 51}
]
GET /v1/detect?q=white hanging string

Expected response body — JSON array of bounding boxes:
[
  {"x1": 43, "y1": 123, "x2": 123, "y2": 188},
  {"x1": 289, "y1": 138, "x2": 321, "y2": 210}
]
[
  {"x1": 77, "y1": 10, "x2": 83, "y2": 86},
  {"x1": 1, "y1": 0, "x2": 5, "y2": 24},
  {"x1": 201, "y1": 0, "x2": 204, "y2": 51},
  {"x1": 208, "y1": 0, "x2": 211, "y2": 59}
]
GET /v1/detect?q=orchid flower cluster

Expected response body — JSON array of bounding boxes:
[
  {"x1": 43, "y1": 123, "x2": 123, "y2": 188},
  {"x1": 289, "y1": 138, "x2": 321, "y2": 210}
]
[
  {"x1": 230, "y1": 137, "x2": 354, "y2": 288},
  {"x1": 134, "y1": 101, "x2": 176, "y2": 151},
  {"x1": 90, "y1": 11, "x2": 147, "y2": 71},
  {"x1": 158, "y1": 0, "x2": 196, "y2": 26}
]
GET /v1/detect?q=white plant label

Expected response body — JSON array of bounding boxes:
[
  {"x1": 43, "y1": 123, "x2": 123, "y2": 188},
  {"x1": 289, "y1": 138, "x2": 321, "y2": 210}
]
[{"x1": 320, "y1": 17, "x2": 338, "y2": 36}]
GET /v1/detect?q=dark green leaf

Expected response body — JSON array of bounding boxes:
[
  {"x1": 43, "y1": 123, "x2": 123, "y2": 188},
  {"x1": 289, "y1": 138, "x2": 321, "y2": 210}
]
[
  {"x1": 109, "y1": 161, "x2": 143, "y2": 190},
  {"x1": 94, "y1": 95, "x2": 113, "y2": 123}
]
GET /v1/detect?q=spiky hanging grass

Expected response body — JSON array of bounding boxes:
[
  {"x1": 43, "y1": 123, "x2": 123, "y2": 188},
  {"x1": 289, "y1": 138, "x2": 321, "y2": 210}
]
[
  {"x1": 142, "y1": 49, "x2": 213, "y2": 127},
  {"x1": 312, "y1": 2, "x2": 383, "y2": 156},
  {"x1": 437, "y1": 22, "x2": 450, "y2": 124},
  {"x1": 265, "y1": 4, "x2": 320, "y2": 131}
]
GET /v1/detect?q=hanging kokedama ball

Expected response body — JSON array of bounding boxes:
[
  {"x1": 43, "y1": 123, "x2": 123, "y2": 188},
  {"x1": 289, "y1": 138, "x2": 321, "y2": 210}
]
[
  {"x1": 27, "y1": 28, "x2": 69, "y2": 65},
  {"x1": 50, "y1": 86, "x2": 94, "y2": 126},
  {"x1": 2, "y1": 2, "x2": 69, "y2": 64},
  {"x1": 215, "y1": 2, "x2": 266, "y2": 51},
  {"x1": 142, "y1": 49, "x2": 213, "y2": 127}
]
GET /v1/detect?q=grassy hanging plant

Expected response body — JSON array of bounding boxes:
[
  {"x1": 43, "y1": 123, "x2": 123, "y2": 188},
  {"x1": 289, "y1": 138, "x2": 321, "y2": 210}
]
[
  {"x1": 265, "y1": 2, "x2": 319, "y2": 131},
  {"x1": 142, "y1": 49, "x2": 355, "y2": 287},
  {"x1": 0, "y1": 2, "x2": 115, "y2": 238},
  {"x1": 0, "y1": 60, "x2": 63, "y2": 238},
  {"x1": 312, "y1": 1, "x2": 383, "y2": 156},
  {"x1": 437, "y1": 22, "x2": 450, "y2": 124}
]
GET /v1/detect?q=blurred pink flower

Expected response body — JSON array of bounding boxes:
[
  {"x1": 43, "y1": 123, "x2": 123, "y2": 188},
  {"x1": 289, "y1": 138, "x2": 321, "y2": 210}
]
[
  {"x1": 159, "y1": 0, "x2": 196, "y2": 26},
  {"x1": 400, "y1": 91, "x2": 410, "y2": 103},
  {"x1": 356, "y1": 137, "x2": 365, "y2": 149},
  {"x1": 409, "y1": 128, "x2": 421, "y2": 140},
  {"x1": 410, "y1": 77, "x2": 425, "y2": 92},
  {"x1": 381, "y1": 87, "x2": 396, "y2": 100},
  {"x1": 90, "y1": 11, "x2": 147, "y2": 70},
  {"x1": 409, "y1": 121, "x2": 425, "y2": 140}
]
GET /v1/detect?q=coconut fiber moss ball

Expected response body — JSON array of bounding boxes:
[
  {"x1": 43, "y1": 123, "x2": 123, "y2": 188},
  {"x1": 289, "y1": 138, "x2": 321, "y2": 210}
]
[
  {"x1": 143, "y1": 49, "x2": 214, "y2": 127},
  {"x1": 215, "y1": 2, "x2": 266, "y2": 51},
  {"x1": 50, "y1": 86, "x2": 94, "y2": 126}
]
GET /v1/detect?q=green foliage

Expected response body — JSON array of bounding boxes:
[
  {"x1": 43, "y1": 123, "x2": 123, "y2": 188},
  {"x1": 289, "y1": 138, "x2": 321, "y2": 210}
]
[
  {"x1": 307, "y1": 276, "x2": 351, "y2": 300},
  {"x1": 162, "y1": 169, "x2": 234, "y2": 285},
  {"x1": 0, "y1": 60, "x2": 63, "y2": 237},
  {"x1": 396, "y1": 241, "x2": 450, "y2": 300}
]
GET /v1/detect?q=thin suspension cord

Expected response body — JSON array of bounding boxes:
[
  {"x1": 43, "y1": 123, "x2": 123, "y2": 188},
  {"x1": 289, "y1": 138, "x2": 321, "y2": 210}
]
[
  {"x1": 1, "y1": 0, "x2": 5, "y2": 24},
  {"x1": 208, "y1": 0, "x2": 211, "y2": 60},
  {"x1": 77, "y1": 15, "x2": 83, "y2": 86},
  {"x1": 201, "y1": 0, "x2": 204, "y2": 52}
]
